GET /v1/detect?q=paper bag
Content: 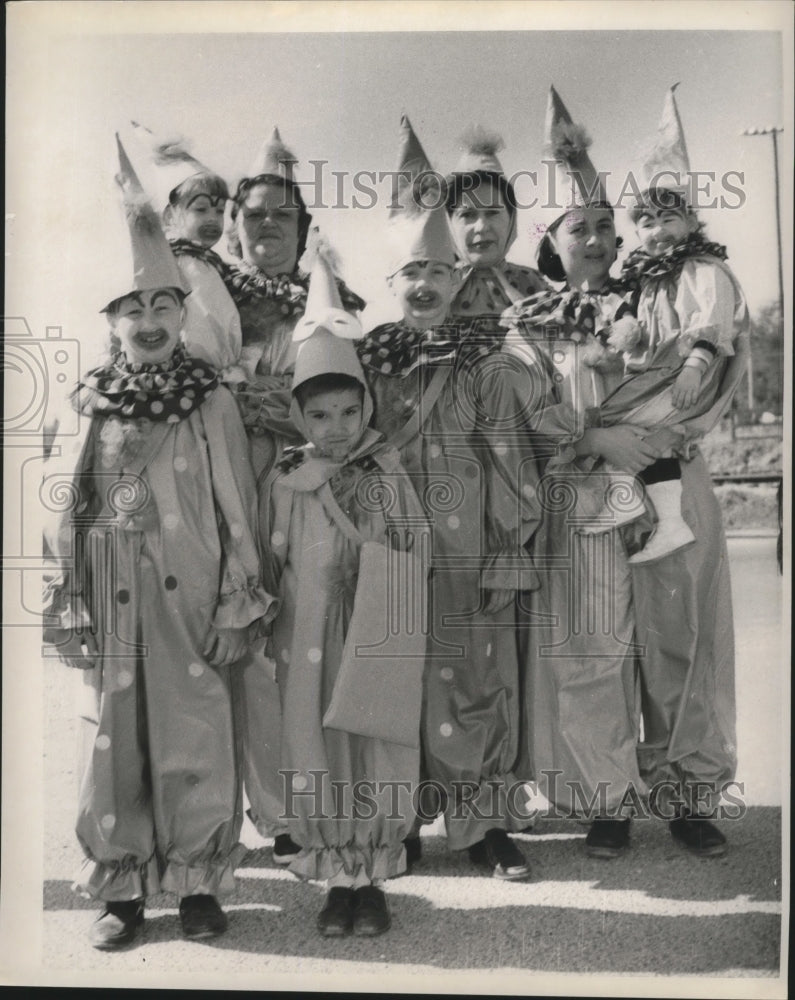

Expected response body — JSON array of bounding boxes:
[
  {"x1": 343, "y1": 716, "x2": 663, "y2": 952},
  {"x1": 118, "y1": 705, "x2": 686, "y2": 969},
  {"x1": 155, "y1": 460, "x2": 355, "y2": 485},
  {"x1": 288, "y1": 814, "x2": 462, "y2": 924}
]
[{"x1": 323, "y1": 540, "x2": 427, "y2": 748}]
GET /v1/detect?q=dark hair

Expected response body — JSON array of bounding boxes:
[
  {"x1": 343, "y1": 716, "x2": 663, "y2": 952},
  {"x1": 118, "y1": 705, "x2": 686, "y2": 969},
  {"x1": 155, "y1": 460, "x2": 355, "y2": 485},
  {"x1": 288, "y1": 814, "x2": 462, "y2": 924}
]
[
  {"x1": 226, "y1": 175, "x2": 312, "y2": 263},
  {"x1": 445, "y1": 170, "x2": 518, "y2": 216},
  {"x1": 169, "y1": 171, "x2": 230, "y2": 208},
  {"x1": 628, "y1": 186, "x2": 702, "y2": 229},
  {"x1": 294, "y1": 372, "x2": 364, "y2": 411},
  {"x1": 535, "y1": 205, "x2": 622, "y2": 282}
]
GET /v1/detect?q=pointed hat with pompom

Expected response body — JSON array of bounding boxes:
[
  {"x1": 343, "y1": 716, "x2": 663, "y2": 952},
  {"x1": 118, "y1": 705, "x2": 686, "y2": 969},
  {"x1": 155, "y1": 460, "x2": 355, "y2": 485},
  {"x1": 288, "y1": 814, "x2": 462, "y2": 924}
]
[
  {"x1": 544, "y1": 85, "x2": 608, "y2": 213},
  {"x1": 247, "y1": 125, "x2": 299, "y2": 183},
  {"x1": 290, "y1": 229, "x2": 371, "y2": 430},
  {"x1": 640, "y1": 84, "x2": 690, "y2": 193},
  {"x1": 293, "y1": 228, "x2": 362, "y2": 348},
  {"x1": 129, "y1": 120, "x2": 214, "y2": 212},
  {"x1": 100, "y1": 134, "x2": 188, "y2": 312}
]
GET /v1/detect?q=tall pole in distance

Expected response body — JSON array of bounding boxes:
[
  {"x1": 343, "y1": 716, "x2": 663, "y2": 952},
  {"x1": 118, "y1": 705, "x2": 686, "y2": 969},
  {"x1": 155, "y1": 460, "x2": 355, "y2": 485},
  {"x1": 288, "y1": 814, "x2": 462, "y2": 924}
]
[{"x1": 742, "y1": 126, "x2": 784, "y2": 419}]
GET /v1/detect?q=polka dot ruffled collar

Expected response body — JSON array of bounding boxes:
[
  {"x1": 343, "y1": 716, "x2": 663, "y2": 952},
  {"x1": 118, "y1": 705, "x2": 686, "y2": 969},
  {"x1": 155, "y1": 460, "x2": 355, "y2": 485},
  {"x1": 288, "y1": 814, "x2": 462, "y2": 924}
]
[{"x1": 71, "y1": 347, "x2": 219, "y2": 422}]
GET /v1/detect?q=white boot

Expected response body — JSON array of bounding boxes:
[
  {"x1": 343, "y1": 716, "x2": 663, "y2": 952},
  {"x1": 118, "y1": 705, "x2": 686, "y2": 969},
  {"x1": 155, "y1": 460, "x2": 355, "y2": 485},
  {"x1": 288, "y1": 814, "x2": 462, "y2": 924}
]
[
  {"x1": 628, "y1": 479, "x2": 695, "y2": 564},
  {"x1": 578, "y1": 471, "x2": 646, "y2": 535}
]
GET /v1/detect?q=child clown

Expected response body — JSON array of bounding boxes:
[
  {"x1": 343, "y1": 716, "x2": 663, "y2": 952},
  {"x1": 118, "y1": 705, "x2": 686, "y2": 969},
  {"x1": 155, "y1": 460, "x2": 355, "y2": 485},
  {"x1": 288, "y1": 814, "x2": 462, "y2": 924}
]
[
  {"x1": 357, "y1": 121, "x2": 543, "y2": 881},
  {"x1": 595, "y1": 86, "x2": 750, "y2": 564},
  {"x1": 130, "y1": 120, "x2": 245, "y2": 385},
  {"x1": 42, "y1": 136, "x2": 276, "y2": 949},
  {"x1": 261, "y1": 240, "x2": 427, "y2": 937}
]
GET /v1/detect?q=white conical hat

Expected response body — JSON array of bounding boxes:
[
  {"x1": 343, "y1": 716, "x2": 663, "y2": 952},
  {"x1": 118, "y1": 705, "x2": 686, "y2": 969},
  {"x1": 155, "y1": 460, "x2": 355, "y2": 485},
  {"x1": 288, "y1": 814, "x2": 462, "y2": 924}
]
[
  {"x1": 544, "y1": 85, "x2": 609, "y2": 213},
  {"x1": 641, "y1": 83, "x2": 690, "y2": 191},
  {"x1": 290, "y1": 232, "x2": 368, "y2": 427},
  {"x1": 100, "y1": 134, "x2": 188, "y2": 312},
  {"x1": 385, "y1": 202, "x2": 457, "y2": 277},
  {"x1": 384, "y1": 116, "x2": 455, "y2": 275},
  {"x1": 293, "y1": 230, "x2": 362, "y2": 344},
  {"x1": 129, "y1": 120, "x2": 214, "y2": 211},
  {"x1": 389, "y1": 113, "x2": 436, "y2": 218},
  {"x1": 246, "y1": 125, "x2": 299, "y2": 182}
]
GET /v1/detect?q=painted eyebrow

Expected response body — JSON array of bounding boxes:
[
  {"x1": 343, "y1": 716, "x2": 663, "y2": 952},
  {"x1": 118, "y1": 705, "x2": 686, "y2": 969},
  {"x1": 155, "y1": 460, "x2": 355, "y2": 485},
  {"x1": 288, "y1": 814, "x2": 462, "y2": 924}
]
[{"x1": 150, "y1": 290, "x2": 180, "y2": 307}]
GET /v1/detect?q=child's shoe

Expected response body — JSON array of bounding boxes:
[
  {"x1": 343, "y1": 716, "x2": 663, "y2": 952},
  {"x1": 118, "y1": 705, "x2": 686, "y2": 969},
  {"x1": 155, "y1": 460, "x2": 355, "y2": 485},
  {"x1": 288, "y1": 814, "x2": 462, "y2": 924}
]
[
  {"x1": 89, "y1": 899, "x2": 144, "y2": 950},
  {"x1": 669, "y1": 813, "x2": 728, "y2": 857},
  {"x1": 585, "y1": 817, "x2": 631, "y2": 858},
  {"x1": 628, "y1": 480, "x2": 695, "y2": 565},
  {"x1": 353, "y1": 885, "x2": 391, "y2": 936},
  {"x1": 272, "y1": 833, "x2": 302, "y2": 865},
  {"x1": 317, "y1": 887, "x2": 356, "y2": 937},
  {"x1": 468, "y1": 828, "x2": 532, "y2": 881},
  {"x1": 178, "y1": 894, "x2": 228, "y2": 939}
]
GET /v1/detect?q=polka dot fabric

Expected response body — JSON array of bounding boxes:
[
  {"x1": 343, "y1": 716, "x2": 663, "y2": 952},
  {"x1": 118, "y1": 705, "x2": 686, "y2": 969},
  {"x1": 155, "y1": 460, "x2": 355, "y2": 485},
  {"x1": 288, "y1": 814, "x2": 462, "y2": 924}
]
[{"x1": 71, "y1": 347, "x2": 218, "y2": 422}]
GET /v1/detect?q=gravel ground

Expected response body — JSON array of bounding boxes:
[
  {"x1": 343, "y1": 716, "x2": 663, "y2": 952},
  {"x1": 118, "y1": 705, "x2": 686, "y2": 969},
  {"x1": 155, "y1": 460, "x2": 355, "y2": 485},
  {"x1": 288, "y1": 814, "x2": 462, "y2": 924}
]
[{"x1": 18, "y1": 538, "x2": 789, "y2": 993}]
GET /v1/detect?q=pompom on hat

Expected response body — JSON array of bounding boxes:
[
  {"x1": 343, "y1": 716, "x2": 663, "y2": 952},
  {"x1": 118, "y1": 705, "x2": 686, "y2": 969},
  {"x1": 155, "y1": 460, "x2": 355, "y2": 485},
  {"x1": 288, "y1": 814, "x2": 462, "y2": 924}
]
[
  {"x1": 129, "y1": 120, "x2": 214, "y2": 212},
  {"x1": 544, "y1": 85, "x2": 609, "y2": 218},
  {"x1": 452, "y1": 125, "x2": 506, "y2": 175},
  {"x1": 100, "y1": 134, "x2": 189, "y2": 313}
]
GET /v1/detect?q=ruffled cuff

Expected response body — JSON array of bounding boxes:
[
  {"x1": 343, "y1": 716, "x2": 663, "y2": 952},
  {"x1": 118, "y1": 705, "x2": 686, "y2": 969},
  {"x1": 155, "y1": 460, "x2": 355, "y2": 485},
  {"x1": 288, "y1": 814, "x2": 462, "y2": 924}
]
[
  {"x1": 212, "y1": 580, "x2": 279, "y2": 631},
  {"x1": 679, "y1": 325, "x2": 735, "y2": 357},
  {"x1": 42, "y1": 578, "x2": 92, "y2": 634},
  {"x1": 288, "y1": 842, "x2": 406, "y2": 883},
  {"x1": 72, "y1": 853, "x2": 160, "y2": 902},
  {"x1": 482, "y1": 550, "x2": 539, "y2": 592},
  {"x1": 159, "y1": 842, "x2": 247, "y2": 898}
]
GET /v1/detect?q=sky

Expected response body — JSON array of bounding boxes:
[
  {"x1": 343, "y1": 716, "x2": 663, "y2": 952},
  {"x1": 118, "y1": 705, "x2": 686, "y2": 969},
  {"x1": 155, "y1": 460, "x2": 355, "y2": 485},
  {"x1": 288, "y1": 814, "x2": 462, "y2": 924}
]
[{"x1": 6, "y1": 2, "x2": 792, "y2": 384}]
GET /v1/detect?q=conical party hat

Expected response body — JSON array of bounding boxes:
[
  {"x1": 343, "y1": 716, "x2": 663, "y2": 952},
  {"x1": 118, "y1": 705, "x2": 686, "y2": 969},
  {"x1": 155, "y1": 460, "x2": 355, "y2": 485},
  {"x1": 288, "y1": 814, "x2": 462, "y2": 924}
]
[
  {"x1": 385, "y1": 201, "x2": 457, "y2": 277},
  {"x1": 544, "y1": 85, "x2": 609, "y2": 213},
  {"x1": 246, "y1": 125, "x2": 299, "y2": 183},
  {"x1": 451, "y1": 124, "x2": 506, "y2": 174},
  {"x1": 129, "y1": 120, "x2": 213, "y2": 212},
  {"x1": 641, "y1": 84, "x2": 690, "y2": 192},
  {"x1": 100, "y1": 134, "x2": 188, "y2": 312},
  {"x1": 389, "y1": 113, "x2": 436, "y2": 218},
  {"x1": 293, "y1": 230, "x2": 362, "y2": 343},
  {"x1": 290, "y1": 232, "x2": 369, "y2": 427}
]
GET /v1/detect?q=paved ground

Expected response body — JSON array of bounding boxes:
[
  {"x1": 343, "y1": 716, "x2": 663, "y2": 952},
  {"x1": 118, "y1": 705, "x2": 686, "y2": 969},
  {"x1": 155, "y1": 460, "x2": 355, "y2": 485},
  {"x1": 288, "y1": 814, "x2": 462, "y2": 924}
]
[{"x1": 24, "y1": 536, "x2": 790, "y2": 992}]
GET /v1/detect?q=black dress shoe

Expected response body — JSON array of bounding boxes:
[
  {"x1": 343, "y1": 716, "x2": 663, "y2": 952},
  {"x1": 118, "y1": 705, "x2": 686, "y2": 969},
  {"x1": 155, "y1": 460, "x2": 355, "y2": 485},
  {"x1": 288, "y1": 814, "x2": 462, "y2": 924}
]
[
  {"x1": 468, "y1": 828, "x2": 532, "y2": 881},
  {"x1": 89, "y1": 900, "x2": 144, "y2": 950},
  {"x1": 317, "y1": 887, "x2": 356, "y2": 937},
  {"x1": 272, "y1": 833, "x2": 302, "y2": 865},
  {"x1": 585, "y1": 818, "x2": 631, "y2": 858},
  {"x1": 670, "y1": 814, "x2": 728, "y2": 857},
  {"x1": 353, "y1": 885, "x2": 391, "y2": 936},
  {"x1": 178, "y1": 894, "x2": 228, "y2": 940}
]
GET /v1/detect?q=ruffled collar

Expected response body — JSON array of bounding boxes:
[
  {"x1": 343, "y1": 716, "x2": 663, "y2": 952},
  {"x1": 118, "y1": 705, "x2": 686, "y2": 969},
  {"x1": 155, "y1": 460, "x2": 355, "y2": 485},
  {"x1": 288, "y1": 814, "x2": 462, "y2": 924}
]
[
  {"x1": 357, "y1": 320, "x2": 503, "y2": 378},
  {"x1": 224, "y1": 260, "x2": 365, "y2": 317},
  {"x1": 71, "y1": 346, "x2": 218, "y2": 421},
  {"x1": 500, "y1": 280, "x2": 629, "y2": 342},
  {"x1": 168, "y1": 238, "x2": 228, "y2": 278},
  {"x1": 619, "y1": 232, "x2": 729, "y2": 290},
  {"x1": 452, "y1": 261, "x2": 547, "y2": 316}
]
